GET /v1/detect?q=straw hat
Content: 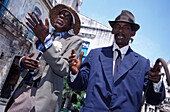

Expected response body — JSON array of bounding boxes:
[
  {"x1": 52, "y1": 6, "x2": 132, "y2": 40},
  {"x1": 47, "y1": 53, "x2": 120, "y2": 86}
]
[
  {"x1": 49, "y1": 4, "x2": 81, "y2": 35},
  {"x1": 109, "y1": 10, "x2": 140, "y2": 31}
]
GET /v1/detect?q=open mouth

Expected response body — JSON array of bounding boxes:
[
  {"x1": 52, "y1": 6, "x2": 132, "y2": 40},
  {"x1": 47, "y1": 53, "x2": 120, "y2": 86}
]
[
  {"x1": 117, "y1": 36, "x2": 124, "y2": 39},
  {"x1": 116, "y1": 33, "x2": 125, "y2": 39},
  {"x1": 56, "y1": 18, "x2": 64, "y2": 25}
]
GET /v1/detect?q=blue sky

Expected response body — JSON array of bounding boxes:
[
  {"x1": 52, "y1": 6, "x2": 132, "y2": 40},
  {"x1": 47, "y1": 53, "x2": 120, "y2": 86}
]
[{"x1": 79, "y1": 0, "x2": 170, "y2": 62}]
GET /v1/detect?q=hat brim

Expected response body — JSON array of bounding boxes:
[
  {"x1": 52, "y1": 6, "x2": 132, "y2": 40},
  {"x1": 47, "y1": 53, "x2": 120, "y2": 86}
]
[
  {"x1": 109, "y1": 21, "x2": 140, "y2": 31},
  {"x1": 49, "y1": 4, "x2": 81, "y2": 35}
]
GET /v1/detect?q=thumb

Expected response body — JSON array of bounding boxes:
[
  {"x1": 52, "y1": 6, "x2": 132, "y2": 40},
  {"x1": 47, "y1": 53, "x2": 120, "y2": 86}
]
[
  {"x1": 28, "y1": 52, "x2": 35, "y2": 58},
  {"x1": 71, "y1": 49, "x2": 75, "y2": 55},
  {"x1": 45, "y1": 18, "x2": 49, "y2": 31},
  {"x1": 79, "y1": 51, "x2": 84, "y2": 62}
]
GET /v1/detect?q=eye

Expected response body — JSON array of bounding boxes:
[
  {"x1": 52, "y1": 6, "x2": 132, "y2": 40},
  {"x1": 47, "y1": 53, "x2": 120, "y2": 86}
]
[
  {"x1": 123, "y1": 26, "x2": 130, "y2": 30},
  {"x1": 58, "y1": 11, "x2": 62, "y2": 15},
  {"x1": 114, "y1": 24, "x2": 121, "y2": 29}
]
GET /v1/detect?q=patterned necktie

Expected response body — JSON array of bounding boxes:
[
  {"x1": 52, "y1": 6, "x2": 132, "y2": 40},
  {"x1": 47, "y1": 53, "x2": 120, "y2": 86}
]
[{"x1": 114, "y1": 49, "x2": 122, "y2": 79}]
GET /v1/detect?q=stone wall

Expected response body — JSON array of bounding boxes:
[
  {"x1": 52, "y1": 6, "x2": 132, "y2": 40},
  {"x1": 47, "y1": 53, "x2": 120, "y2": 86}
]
[{"x1": 0, "y1": 14, "x2": 32, "y2": 91}]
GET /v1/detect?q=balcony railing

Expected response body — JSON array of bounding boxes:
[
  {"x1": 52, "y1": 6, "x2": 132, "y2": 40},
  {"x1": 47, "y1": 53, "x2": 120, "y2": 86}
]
[{"x1": 0, "y1": 2, "x2": 34, "y2": 41}]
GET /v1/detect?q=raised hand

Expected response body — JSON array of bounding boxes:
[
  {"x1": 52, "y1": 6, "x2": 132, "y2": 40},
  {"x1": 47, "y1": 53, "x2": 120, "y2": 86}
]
[
  {"x1": 25, "y1": 12, "x2": 49, "y2": 43},
  {"x1": 68, "y1": 49, "x2": 84, "y2": 75},
  {"x1": 148, "y1": 63, "x2": 162, "y2": 83},
  {"x1": 21, "y1": 52, "x2": 40, "y2": 71}
]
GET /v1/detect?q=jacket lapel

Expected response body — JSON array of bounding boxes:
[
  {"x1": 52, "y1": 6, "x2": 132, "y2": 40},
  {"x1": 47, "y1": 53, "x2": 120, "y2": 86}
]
[
  {"x1": 59, "y1": 33, "x2": 70, "y2": 45},
  {"x1": 99, "y1": 46, "x2": 114, "y2": 88},
  {"x1": 114, "y1": 48, "x2": 139, "y2": 83}
]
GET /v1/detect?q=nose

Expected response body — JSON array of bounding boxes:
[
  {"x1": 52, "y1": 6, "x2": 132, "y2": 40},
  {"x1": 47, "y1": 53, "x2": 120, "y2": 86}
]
[
  {"x1": 59, "y1": 13, "x2": 64, "y2": 18},
  {"x1": 118, "y1": 28, "x2": 123, "y2": 32}
]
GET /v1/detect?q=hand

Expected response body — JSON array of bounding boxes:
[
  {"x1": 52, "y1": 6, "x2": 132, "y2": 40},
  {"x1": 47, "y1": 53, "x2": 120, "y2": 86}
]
[
  {"x1": 25, "y1": 12, "x2": 49, "y2": 43},
  {"x1": 148, "y1": 63, "x2": 162, "y2": 83},
  {"x1": 21, "y1": 52, "x2": 40, "y2": 71},
  {"x1": 68, "y1": 49, "x2": 84, "y2": 75}
]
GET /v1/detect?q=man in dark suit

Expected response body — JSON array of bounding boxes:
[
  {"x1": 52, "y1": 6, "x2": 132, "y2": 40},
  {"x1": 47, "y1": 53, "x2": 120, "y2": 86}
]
[
  {"x1": 67, "y1": 10, "x2": 165, "y2": 112},
  {"x1": 5, "y1": 4, "x2": 82, "y2": 112}
]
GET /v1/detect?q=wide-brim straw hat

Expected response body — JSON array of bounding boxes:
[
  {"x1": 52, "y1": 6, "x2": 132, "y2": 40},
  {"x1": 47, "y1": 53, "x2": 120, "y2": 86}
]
[
  {"x1": 109, "y1": 10, "x2": 140, "y2": 31},
  {"x1": 49, "y1": 4, "x2": 81, "y2": 35}
]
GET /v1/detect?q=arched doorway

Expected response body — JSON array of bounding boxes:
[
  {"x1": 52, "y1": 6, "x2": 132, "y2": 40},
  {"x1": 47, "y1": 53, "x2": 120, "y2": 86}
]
[{"x1": 0, "y1": 56, "x2": 21, "y2": 99}]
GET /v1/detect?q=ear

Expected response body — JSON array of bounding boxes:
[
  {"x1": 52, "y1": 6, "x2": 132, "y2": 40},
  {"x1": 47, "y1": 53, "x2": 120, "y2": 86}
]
[
  {"x1": 71, "y1": 23, "x2": 75, "y2": 29},
  {"x1": 131, "y1": 31, "x2": 136, "y2": 36},
  {"x1": 111, "y1": 29, "x2": 114, "y2": 34}
]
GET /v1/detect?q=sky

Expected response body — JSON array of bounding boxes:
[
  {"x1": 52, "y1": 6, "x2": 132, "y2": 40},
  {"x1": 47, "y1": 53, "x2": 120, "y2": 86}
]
[{"x1": 79, "y1": 0, "x2": 170, "y2": 62}]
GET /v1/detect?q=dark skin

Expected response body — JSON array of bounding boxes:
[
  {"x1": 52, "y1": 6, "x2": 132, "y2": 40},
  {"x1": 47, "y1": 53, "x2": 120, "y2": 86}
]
[
  {"x1": 21, "y1": 10, "x2": 74, "y2": 70},
  {"x1": 21, "y1": 52, "x2": 40, "y2": 70},
  {"x1": 68, "y1": 22, "x2": 162, "y2": 83}
]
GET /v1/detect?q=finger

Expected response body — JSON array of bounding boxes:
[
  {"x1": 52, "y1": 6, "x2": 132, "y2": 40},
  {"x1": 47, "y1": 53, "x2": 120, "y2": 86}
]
[
  {"x1": 27, "y1": 59, "x2": 39, "y2": 64},
  {"x1": 25, "y1": 15, "x2": 36, "y2": 27},
  {"x1": 28, "y1": 52, "x2": 35, "y2": 58},
  {"x1": 25, "y1": 20, "x2": 34, "y2": 31},
  {"x1": 28, "y1": 12, "x2": 38, "y2": 25},
  {"x1": 25, "y1": 64, "x2": 39, "y2": 70},
  {"x1": 34, "y1": 12, "x2": 43, "y2": 24},
  {"x1": 150, "y1": 66, "x2": 153, "y2": 70},
  {"x1": 68, "y1": 54, "x2": 76, "y2": 59},
  {"x1": 68, "y1": 58, "x2": 74, "y2": 63},
  {"x1": 68, "y1": 58, "x2": 77, "y2": 64},
  {"x1": 71, "y1": 49, "x2": 75, "y2": 55},
  {"x1": 79, "y1": 51, "x2": 84, "y2": 62},
  {"x1": 156, "y1": 62, "x2": 162, "y2": 71},
  {"x1": 69, "y1": 62, "x2": 75, "y2": 67},
  {"x1": 21, "y1": 60, "x2": 36, "y2": 69},
  {"x1": 149, "y1": 74, "x2": 161, "y2": 78},
  {"x1": 149, "y1": 76, "x2": 161, "y2": 82},
  {"x1": 159, "y1": 62, "x2": 162, "y2": 67},
  {"x1": 148, "y1": 73, "x2": 160, "y2": 79},
  {"x1": 69, "y1": 66, "x2": 78, "y2": 75},
  {"x1": 26, "y1": 59, "x2": 39, "y2": 67},
  {"x1": 45, "y1": 18, "x2": 49, "y2": 30}
]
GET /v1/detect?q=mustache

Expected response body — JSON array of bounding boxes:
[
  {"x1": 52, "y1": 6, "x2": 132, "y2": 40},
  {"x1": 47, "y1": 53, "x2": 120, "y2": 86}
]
[{"x1": 115, "y1": 33, "x2": 125, "y2": 38}]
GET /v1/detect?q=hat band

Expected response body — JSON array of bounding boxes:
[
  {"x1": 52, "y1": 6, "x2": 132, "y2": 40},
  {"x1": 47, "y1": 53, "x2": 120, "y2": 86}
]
[
  {"x1": 116, "y1": 15, "x2": 134, "y2": 23},
  {"x1": 60, "y1": 8, "x2": 75, "y2": 24}
]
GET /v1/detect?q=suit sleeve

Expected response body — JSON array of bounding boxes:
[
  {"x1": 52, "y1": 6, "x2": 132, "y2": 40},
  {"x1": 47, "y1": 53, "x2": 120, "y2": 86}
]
[
  {"x1": 42, "y1": 36, "x2": 82, "y2": 77},
  {"x1": 144, "y1": 59, "x2": 165, "y2": 105}
]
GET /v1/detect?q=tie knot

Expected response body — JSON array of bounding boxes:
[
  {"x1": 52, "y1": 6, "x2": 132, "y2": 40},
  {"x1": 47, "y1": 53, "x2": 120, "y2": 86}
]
[
  {"x1": 115, "y1": 49, "x2": 121, "y2": 59},
  {"x1": 52, "y1": 33, "x2": 60, "y2": 41}
]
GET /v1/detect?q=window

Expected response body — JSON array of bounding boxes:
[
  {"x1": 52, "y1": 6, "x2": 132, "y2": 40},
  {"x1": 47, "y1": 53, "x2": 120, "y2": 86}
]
[
  {"x1": 33, "y1": 6, "x2": 42, "y2": 16},
  {"x1": 0, "y1": 0, "x2": 10, "y2": 15},
  {"x1": 80, "y1": 41, "x2": 90, "y2": 62}
]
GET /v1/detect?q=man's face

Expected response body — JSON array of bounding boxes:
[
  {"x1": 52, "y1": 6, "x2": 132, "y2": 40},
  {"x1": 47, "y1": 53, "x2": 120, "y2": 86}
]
[
  {"x1": 53, "y1": 10, "x2": 73, "y2": 32},
  {"x1": 112, "y1": 22, "x2": 135, "y2": 48}
]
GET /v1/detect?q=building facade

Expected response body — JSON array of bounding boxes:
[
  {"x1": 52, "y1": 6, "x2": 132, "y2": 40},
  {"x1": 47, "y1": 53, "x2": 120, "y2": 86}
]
[{"x1": 0, "y1": 0, "x2": 113, "y2": 105}]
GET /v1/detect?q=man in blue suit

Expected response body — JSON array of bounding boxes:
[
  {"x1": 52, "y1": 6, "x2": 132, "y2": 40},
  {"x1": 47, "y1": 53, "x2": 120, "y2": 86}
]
[{"x1": 67, "y1": 10, "x2": 165, "y2": 112}]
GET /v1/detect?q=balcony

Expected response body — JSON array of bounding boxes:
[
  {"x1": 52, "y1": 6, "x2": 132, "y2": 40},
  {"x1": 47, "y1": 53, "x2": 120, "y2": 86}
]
[{"x1": 0, "y1": 2, "x2": 34, "y2": 41}]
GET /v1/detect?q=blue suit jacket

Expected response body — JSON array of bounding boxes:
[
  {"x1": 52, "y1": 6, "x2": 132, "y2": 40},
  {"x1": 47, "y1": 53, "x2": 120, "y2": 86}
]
[{"x1": 68, "y1": 46, "x2": 165, "y2": 112}]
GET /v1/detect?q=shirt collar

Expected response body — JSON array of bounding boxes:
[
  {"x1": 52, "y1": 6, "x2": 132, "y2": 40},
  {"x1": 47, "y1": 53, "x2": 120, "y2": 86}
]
[
  {"x1": 57, "y1": 32, "x2": 67, "y2": 38},
  {"x1": 113, "y1": 42, "x2": 129, "y2": 55}
]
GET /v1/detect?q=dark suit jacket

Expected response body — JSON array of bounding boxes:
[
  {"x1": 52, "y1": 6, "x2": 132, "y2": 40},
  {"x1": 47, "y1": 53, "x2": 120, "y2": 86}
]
[{"x1": 68, "y1": 46, "x2": 165, "y2": 112}]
